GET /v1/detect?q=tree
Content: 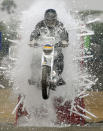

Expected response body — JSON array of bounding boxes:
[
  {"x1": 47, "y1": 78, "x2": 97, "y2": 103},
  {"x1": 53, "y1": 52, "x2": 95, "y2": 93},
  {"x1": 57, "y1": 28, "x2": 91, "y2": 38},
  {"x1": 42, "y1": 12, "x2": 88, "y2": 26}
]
[
  {"x1": 1, "y1": 0, "x2": 17, "y2": 14},
  {"x1": 90, "y1": 23, "x2": 103, "y2": 44},
  {"x1": 78, "y1": 10, "x2": 103, "y2": 90},
  {"x1": 86, "y1": 22, "x2": 103, "y2": 91},
  {"x1": 0, "y1": 18, "x2": 19, "y2": 58},
  {"x1": 89, "y1": 22, "x2": 103, "y2": 60},
  {"x1": 0, "y1": 21, "x2": 9, "y2": 57},
  {"x1": 79, "y1": 10, "x2": 103, "y2": 21}
]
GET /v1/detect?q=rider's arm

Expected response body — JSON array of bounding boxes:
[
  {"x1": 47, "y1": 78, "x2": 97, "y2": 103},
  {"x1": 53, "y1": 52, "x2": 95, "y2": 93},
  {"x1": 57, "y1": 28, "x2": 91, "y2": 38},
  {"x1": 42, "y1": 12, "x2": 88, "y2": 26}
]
[
  {"x1": 61, "y1": 28, "x2": 69, "y2": 48},
  {"x1": 28, "y1": 39, "x2": 38, "y2": 47},
  {"x1": 30, "y1": 23, "x2": 41, "y2": 40},
  {"x1": 59, "y1": 22, "x2": 69, "y2": 48},
  {"x1": 29, "y1": 23, "x2": 41, "y2": 47}
]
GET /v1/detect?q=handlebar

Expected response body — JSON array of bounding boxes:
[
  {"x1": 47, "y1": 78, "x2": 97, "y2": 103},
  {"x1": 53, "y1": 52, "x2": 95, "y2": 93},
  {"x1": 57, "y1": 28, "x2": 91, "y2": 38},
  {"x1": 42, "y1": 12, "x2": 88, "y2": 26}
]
[{"x1": 28, "y1": 41, "x2": 68, "y2": 48}]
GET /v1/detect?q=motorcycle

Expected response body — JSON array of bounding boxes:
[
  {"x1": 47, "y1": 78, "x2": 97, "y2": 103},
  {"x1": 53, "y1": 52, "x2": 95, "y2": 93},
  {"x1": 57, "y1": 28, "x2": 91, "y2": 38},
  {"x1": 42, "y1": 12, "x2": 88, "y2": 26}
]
[
  {"x1": 29, "y1": 37, "x2": 64, "y2": 100},
  {"x1": 41, "y1": 42, "x2": 57, "y2": 99}
]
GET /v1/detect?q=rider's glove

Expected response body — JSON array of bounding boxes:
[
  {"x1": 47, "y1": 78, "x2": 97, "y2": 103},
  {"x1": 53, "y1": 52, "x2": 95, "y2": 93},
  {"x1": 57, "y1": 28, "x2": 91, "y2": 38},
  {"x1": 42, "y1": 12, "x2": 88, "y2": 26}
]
[
  {"x1": 61, "y1": 40, "x2": 68, "y2": 48},
  {"x1": 55, "y1": 42, "x2": 61, "y2": 48},
  {"x1": 55, "y1": 41, "x2": 68, "y2": 48},
  {"x1": 29, "y1": 39, "x2": 38, "y2": 47}
]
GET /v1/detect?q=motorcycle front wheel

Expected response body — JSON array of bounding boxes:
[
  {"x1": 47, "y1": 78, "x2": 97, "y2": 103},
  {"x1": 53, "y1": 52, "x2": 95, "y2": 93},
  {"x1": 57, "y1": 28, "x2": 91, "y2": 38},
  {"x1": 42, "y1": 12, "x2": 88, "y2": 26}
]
[{"x1": 42, "y1": 65, "x2": 50, "y2": 100}]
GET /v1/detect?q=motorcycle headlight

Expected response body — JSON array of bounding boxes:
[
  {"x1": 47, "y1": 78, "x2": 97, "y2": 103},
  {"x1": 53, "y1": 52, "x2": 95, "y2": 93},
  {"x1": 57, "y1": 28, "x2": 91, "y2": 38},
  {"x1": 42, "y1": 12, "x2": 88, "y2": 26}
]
[{"x1": 43, "y1": 44, "x2": 53, "y2": 55}]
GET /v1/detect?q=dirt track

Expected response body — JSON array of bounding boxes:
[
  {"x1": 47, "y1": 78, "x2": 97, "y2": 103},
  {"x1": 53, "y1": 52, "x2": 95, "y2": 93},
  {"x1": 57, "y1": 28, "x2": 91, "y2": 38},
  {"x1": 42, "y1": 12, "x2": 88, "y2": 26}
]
[
  {"x1": 1, "y1": 88, "x2": 103, "y2": 124},
  {"x1": 0, "y1": 88, "x2": 17, "y2": 123},
  {"x1": 85, "y1": 91, "x2": 103, "y2": 122},
  {"x1": 0, "y1": 125, "x2": 103, "y2": 131}
]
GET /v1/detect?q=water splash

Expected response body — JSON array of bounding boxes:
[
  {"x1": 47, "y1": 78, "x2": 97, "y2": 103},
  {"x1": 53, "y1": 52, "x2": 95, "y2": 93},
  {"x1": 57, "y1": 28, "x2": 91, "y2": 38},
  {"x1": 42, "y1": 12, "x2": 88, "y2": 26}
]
[{"x1": 2, "y1": 0, "x2": 96, "y2": 126}]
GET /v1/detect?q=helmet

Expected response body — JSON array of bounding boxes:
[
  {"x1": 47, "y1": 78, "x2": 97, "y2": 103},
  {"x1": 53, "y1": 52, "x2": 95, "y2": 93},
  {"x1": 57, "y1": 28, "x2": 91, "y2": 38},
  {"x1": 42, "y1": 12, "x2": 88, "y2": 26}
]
[
  {"x1": 44, "y1": 9, "x2": 57, "y2": 27},
  {"x1": 44, "y1": 9, "x2": 57, "y2": 20}
]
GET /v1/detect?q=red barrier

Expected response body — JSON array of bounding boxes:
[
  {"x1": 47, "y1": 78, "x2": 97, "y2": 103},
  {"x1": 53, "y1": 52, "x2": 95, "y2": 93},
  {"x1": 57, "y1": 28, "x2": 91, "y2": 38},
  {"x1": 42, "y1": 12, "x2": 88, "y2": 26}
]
[
  {"x1": 15, "y1": 95, "x2": 28, "y2": 125},
  {"x1": 54, "y1": 97, "x2": 85, "y2": 125},
  {"x1": 16, "y1": 96, "x2": 85, "y2": 125}
]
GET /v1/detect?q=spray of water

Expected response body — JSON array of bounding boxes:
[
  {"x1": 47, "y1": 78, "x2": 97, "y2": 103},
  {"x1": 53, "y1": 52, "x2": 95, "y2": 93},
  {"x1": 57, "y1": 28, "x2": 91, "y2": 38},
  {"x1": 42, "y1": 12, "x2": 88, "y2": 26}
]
[{"x1": 2, "y1": 0, "x2": 96, "y2": 127}]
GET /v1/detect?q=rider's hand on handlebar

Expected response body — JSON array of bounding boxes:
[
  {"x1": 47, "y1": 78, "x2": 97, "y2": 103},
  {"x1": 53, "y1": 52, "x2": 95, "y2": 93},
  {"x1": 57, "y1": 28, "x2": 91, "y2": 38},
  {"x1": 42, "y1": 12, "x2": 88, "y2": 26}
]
[
  {"x1": 29, "y1": 39, "x2": 38, "y2": 47},
  {"x1": 61, "y1": 40, "x2": 68, "y2": 48},
  {"x1": 55, "y1": 41, "x2": 68, "y2": 48},
  {"x1": 28, "y1": 43, "x2": 38, "y2": 47},
  {"x1": 61, "y1": 44, "x2": 68, "y2": 48},
  {"x1": 34, "y1": 43, "x2": 38, "y2": 47}
]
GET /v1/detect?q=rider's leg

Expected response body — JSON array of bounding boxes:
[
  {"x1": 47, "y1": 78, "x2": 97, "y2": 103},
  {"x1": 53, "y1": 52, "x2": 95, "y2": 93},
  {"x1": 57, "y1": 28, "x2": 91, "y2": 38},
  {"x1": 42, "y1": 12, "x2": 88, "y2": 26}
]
[
  {"x1": 54, "y1": 52, "x2": 66, "y2": 86},
  {"x1": 54, "y1": 52, "x2": 64, "y2": 75}
]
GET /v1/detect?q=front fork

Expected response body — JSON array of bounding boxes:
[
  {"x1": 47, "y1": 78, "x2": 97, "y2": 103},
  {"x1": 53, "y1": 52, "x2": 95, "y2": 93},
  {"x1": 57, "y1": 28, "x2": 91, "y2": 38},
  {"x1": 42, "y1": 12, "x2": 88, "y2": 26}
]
[{"x1": 41, "y1": 49, "x2": 54, "y2": 81}]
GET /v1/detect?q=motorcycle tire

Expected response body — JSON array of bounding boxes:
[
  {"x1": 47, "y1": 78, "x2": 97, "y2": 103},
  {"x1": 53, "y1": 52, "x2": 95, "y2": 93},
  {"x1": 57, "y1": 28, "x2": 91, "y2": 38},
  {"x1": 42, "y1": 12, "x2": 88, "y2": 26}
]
[{"x1": 42, "y1": 65, "x2": 50, "y2": 99}]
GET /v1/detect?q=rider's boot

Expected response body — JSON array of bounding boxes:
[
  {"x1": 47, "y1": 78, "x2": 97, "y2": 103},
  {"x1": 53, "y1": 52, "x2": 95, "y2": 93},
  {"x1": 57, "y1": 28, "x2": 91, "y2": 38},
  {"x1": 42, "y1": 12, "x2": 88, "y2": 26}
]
[
  {"x1": 57, "y1": 76, "x2": 66, "y2": 86},
  {"x1": 50, "y1": 84, "x2": 56, "y2": 91}
]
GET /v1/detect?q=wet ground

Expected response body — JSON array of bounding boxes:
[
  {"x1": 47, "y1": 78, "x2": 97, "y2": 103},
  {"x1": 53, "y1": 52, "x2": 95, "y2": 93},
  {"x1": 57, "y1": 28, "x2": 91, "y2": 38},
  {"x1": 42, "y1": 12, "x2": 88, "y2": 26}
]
[
  {"x1": 0, "y1": 88, "x2": 103, "y2": 130},
  {"x1": 1, "y1": 124, "x2": 103, "y2": 131},
  {"x1": 0, "y1": 88, "x2": 17, "y2": 123},
  {"x1": 1, "y1": 88, "x2": 103, "y2": 123}
]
